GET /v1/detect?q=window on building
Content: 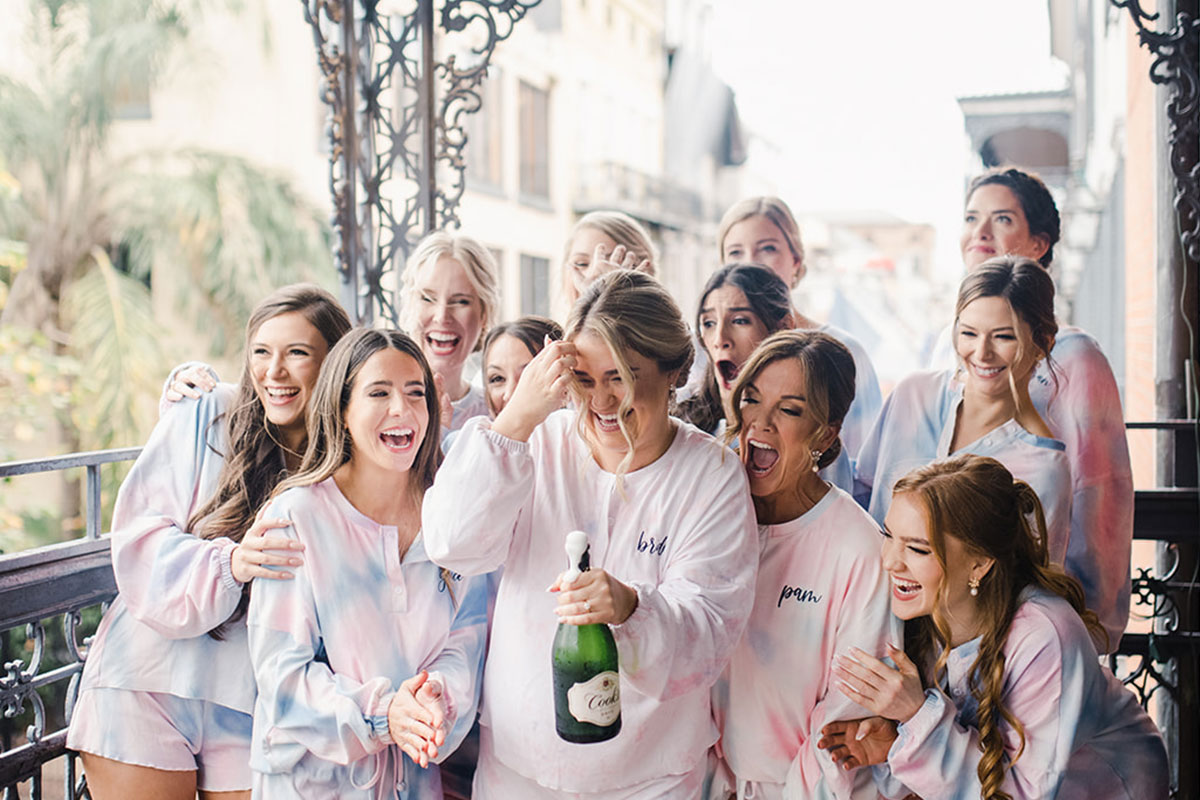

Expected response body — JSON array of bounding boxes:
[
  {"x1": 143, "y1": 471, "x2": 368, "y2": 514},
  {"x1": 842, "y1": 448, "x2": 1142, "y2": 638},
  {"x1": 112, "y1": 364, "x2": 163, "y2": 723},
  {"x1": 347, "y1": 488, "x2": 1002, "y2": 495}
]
[
  {"x1": 520, "y1": 254, "x2": 550, "y2": 317},
  {"x1": 518, "y1": 81, "x2": 550, "y2": 202},
  {"x1": 466, "y1": 68, "x2": 504, "y2": 191}
]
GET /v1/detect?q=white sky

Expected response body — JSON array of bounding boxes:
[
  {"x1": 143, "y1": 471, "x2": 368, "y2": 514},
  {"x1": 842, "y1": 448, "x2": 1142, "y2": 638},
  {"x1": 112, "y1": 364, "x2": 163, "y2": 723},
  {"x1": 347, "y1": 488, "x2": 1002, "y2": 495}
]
[{"x1": 710, "y1": 0, "x2": 1068, "y2": 277}]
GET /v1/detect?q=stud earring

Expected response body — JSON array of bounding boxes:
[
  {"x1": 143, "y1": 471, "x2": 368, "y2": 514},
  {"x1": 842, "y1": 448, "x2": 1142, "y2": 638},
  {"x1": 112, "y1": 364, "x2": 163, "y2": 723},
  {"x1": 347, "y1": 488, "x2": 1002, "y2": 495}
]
[
  {"x1": 809, "y1": 449, "x2": 822, "y2": 473},
  {"x1": 969, "y1": 576, "x2": 980, "y2": 597}
]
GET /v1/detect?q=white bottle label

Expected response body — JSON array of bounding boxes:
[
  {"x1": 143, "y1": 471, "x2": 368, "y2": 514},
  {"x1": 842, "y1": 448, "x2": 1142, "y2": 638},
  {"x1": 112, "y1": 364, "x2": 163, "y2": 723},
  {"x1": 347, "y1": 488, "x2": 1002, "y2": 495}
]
[{"x1": 566, "y1": 670, "x2": 620, "y2": 726}]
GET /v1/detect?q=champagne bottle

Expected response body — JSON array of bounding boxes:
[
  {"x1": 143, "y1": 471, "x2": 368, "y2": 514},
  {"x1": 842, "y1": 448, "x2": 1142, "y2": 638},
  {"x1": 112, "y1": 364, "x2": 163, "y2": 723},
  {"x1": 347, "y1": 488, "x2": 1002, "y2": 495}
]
[{"x1": 552, "y1": 530, "x2": 621, "y2": 743}]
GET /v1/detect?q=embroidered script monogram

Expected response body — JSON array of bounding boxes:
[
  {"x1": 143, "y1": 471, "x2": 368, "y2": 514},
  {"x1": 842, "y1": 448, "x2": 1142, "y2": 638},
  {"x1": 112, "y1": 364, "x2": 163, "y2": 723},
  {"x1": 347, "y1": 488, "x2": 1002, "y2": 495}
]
[
  {"x1": 778, "y1": 584, "x2": 823, "y2": 608},
  {"x1": 636, "y1": 530, "x2": 667, "y2": 556}
]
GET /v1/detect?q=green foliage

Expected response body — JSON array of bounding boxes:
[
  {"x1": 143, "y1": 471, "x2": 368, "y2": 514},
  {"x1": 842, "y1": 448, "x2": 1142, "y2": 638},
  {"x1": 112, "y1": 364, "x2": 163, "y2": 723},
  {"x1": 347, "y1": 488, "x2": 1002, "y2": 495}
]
[
  {"x1": 62, "y1": 249, "x2": 168, "y2": 449},
  {"x1": 0, "y1": 327, "x2": 80, "y2": 460},
  {"x1": 0, "y1": 0, "x2": 335, "y2": 552},
  {"x1": 119, "y1": 149, "x2": 335, "y2": 356}
]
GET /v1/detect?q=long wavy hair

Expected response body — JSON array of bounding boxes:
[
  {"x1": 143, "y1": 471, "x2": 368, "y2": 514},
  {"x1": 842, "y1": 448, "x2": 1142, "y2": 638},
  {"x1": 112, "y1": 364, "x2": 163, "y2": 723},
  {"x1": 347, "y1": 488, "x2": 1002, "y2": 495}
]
[
  {"x1": 566, "y1": 270, "x2": 692, "y2": 478},
  {"x1": 678, "y1": 263, "x2": 792, "y2": 433},
  {"x1": 893, "y1": 455, "x2": 1104, "y2": 800},
  {"x1": 188, "y1": 284, "x2": 351, "y2": 638},
  {"x1": 271, "y1": 328, "x2": 451, "y2": 599}
]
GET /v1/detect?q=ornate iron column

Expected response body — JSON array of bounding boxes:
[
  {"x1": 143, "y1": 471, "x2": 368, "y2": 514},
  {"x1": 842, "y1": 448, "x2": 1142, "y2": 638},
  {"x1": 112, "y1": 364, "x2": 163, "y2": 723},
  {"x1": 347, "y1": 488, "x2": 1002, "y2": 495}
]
[
  {"x1": 1110, "y1": 3, "x2": 1199, "y2": 799},
  {"x1": 301, "y1": 0, "x2": 540, "y2": 325}
]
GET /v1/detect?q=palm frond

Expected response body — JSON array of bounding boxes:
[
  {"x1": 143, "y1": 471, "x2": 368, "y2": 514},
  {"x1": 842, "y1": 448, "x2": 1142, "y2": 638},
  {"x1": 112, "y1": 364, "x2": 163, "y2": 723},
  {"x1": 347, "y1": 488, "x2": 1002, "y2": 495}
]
[
  {"x1": 117, "y1": 149, "x2": 335, "y2": 355},
  {"x1": 61, "y1": 248, "x2": 168, "y2": 448}
]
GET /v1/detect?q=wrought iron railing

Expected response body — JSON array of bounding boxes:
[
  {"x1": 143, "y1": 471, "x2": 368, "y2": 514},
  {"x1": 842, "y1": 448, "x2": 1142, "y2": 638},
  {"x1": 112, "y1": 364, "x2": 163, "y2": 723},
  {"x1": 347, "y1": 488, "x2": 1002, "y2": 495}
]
[
  {"x1": 0, "y1": 431, "x2": 1196, "y2": 798},
  {"x1": 1116, "y1": 420, "x2": 1199, "y2": 799},
  {"x1": 0, "y1": 448, "x2": 138, "y2": 800}
]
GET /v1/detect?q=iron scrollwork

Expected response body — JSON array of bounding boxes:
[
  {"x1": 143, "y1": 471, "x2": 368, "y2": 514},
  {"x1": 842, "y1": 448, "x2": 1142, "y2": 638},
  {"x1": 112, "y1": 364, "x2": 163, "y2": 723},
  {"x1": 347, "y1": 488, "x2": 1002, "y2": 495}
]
[
  {"x1": 1111, "y1": 548, "x2": 1184, "y2": 709},
  {"x1": 1111, "y1": 0, "x2": 1200, "y2": 262},
  {"x1": 1, "y1": 623, "x2": 47, "y2": 746},
  {"x1": 302, "y1": 0, "x2": 540, "y2": 326},
  {"x1": 435, "y1": 1, "x2": 539, "y2": 229}
]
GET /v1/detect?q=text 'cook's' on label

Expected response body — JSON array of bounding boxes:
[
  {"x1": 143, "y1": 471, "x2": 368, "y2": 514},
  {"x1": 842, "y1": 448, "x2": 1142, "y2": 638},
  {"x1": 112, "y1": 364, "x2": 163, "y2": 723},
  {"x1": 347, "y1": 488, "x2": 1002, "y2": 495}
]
[{"x1": 567, "y1": 670, "x2": 621, "y2": 726}]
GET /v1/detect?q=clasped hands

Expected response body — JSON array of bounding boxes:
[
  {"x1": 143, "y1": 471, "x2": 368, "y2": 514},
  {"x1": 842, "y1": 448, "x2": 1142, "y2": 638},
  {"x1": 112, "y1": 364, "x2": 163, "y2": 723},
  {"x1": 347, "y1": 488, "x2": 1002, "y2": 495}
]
[
  {"x1": 817, "y1": 644, "x2": 925, "y2": 772},
  {"x1": 387, "y1": 670, "x2": 449, "y2": 768}
]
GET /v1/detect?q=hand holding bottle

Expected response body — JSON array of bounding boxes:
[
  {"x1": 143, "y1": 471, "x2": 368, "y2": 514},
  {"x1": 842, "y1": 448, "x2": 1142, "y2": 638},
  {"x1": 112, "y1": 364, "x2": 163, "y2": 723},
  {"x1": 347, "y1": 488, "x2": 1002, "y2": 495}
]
[
  {"x1": 551, "y1": 531, "x2": 622, "y2": 743},
  {"x1": 387, "y1": 670, "x2": 447, "y2": 768},
  {"x1": 551, "y1": 567, "x2": 638, "y2": 626}
]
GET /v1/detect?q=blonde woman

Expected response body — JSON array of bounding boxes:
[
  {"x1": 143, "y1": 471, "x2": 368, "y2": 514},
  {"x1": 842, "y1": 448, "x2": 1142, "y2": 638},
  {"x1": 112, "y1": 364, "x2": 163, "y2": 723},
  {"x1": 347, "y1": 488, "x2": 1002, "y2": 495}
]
[
  {"x1": 560, "y1": 210, "x2": 658, "y2": 310},
  {"x1": 399, "y1": 231, "x2": 500, "y2": 431},
  {"x1": 423, "y1": 270, "x2": 758, "y2": 798}
]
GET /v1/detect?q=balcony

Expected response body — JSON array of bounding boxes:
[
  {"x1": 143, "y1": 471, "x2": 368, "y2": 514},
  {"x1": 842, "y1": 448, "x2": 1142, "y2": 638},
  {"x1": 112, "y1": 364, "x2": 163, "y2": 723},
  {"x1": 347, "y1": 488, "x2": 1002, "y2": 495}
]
[{"x1": 1, "y1": 428, "x2": 1197, "y2": 799}]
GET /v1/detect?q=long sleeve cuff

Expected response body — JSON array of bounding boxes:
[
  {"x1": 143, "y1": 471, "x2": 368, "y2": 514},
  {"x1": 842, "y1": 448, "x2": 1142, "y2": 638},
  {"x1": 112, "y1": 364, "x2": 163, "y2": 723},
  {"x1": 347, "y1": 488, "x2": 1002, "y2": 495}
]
[
  {"x1": 479, "y1": 422, "x2": 532, "y2": 455},
  {"x1": 218, "y1": 538, "x2": 241, "y2": 590},
  {"x1": 892, "y1": 688, "x2": 950, "y2": 755},
  {"x1": 366, "y1": 686, "x2": 397, "y2": 746}
]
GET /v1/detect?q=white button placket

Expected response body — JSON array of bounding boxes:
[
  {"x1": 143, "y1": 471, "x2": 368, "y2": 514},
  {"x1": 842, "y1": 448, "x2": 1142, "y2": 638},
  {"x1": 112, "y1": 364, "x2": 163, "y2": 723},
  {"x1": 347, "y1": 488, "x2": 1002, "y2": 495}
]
[{"x1": 385, "y1": 525, "x2": 408, "y2": 613}]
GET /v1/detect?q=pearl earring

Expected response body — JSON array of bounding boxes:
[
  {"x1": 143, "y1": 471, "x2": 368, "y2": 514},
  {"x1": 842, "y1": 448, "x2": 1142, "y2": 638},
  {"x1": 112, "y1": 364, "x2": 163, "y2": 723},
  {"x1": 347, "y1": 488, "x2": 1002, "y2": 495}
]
[
  {"x1": 810, "y1": 449, "x2": 822, "y2": 473},
  {"x1": 969, "y1": 576, "x2": 980, "y2": 597}
]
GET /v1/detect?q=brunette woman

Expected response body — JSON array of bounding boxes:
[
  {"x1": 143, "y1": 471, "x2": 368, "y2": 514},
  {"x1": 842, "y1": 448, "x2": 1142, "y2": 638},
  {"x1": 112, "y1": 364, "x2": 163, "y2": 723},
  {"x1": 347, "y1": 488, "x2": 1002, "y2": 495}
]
[
  {"x1": 928, "y1": 167, "x2": 1133, "y2": 648},
  {"x1": 715, "y1": 197, "x2": 882, "y2": 465},
  {"x1": 482, "y1": 316, "x2": 564, "y2": 417},
  {"x1": 709, "y1": 331, "x2": 896, "y2": 800},
  {"x1": 69, "y1": 285, "x2": 351, "y2": 800},
  {"x1": 247, "y1": 328, "x2": 487, "y2": 798},
  {"x1": 679, "y1": 263, "x2": 856, "y2": 493},
  {"x1": 822, "y1": 455, "x2": 1167, "y2": 800}
]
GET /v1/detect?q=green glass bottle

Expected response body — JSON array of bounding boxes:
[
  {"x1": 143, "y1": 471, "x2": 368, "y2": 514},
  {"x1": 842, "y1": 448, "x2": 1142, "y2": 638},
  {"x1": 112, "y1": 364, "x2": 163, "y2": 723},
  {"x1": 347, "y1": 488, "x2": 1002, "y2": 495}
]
[{"x1": 551, "y1": 530, "x2": 621, "y2": 743}]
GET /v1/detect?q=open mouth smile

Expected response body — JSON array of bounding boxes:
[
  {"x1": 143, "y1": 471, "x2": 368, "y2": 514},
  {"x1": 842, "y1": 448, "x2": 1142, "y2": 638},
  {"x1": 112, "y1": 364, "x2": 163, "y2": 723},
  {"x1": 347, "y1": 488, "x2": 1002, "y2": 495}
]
[
  {"x1": 264, "y1": 386, "x2": 300, "y2": 406},
  {"x1": 380, "y1": 426, "x2": 416, "y2": 452},
  {"x1": 426, "y1": 332, "x2": 461, "y2": 357},
  {"x1": 746, "y1": 438, "x2": 779, "y2": 477},
  {"x1": 890, "y1": 575, "x2": 922, "y2": 601},
  {"x1": 716, "y1": 359, "x2": 741, "y2": 390}
]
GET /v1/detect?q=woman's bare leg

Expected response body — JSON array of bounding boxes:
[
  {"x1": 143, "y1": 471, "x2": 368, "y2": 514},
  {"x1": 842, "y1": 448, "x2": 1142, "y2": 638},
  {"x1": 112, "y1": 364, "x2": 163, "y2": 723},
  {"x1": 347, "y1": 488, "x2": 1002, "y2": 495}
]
[
  {"x1": 80, "y1": 753, "x2": 196, "y2": 800},
  {"x1": 200, "y1": 790, "x2": 251, "y2": 800}
]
